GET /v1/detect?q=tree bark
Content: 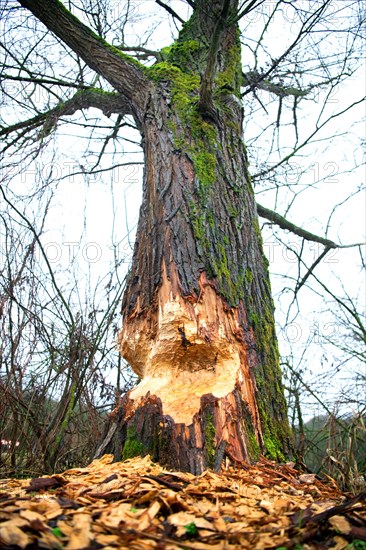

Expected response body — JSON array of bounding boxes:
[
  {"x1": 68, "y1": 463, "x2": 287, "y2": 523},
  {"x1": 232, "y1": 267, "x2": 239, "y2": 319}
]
[
  {"x1": 101, "y1": 1, "x2": 292, "y2": 472},
  {"x1": 19, "y1": 0, "x2": 292, "y2": 473}
]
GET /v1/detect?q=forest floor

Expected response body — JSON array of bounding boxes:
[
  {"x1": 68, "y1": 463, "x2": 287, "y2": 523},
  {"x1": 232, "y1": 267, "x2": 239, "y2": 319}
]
[{"x1": 0, "y1": 454, "x2": 365, "y2": 549}]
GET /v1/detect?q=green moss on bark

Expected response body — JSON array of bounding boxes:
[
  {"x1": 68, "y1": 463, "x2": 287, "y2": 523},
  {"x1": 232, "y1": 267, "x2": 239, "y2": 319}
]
[
  {"x1": 204, "y1": 413, "x2": 216, "y2": 468},
  {"x1": 152, "y1": 426, "x2": 171, "y2": 463},
  {"x1": 239, "y1": 402, "x2": 262, "y2": 462},
  {"x1": 150, "y1": 34, "x2": 290, "y2": 460},
  {"x1": 146, "y1": 30, "x2": 250, "y2": 307},
  {"x1": 212, "y1": 244, "x2": 245, "y2": 305},
  {"x1": 147, "y1": 62, "x2": 216, "y2": 200},
  {"x1": 122, "y1": 426, "x2": 143, "y2": 460},
  {"x1": 248, "y1": 265, "x2": 292, "y2": 460},
  {"x1": 160, "y1": 39, "x2": 200, "y2": 71},
  {"x1": 247, "y1": 430, "x2": 261, "y2": 461},
  {"x1": 214, "y1": 29, "x2": 242, "y2": 98}
]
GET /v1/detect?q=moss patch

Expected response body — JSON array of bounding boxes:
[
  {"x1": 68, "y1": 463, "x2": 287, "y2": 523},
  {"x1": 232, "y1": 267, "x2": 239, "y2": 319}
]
[
  {"x1": 146, "y1": 24, "x2": 250, "y2": 306},
  {"x1": 239, "y1": 401, "x2": 261, "y2": 463},
  {"x1": 214, "y1": 29, "x2": 242, "y2": 98},
  {"x1": 204, "y1": 413, "x2": 216, "y2": 468},
  {"x1": 212, "y1": 245, "x2": 245, "y2": 305},
  {"x1": 148, "y1": 59, "x2": 217, "y2": 200},
  {"x1": 248, "y1": 273, "x2": 292, "y2": 460},
  {"x1": 247, "y1": 430, "x2": 261, "y2": 462},
  {"x1": 122, "y1": 426, "x2": 143, "y2": 460},
  {"x1": 160, "y1": 39, "x2": 200, "y2": 72}
]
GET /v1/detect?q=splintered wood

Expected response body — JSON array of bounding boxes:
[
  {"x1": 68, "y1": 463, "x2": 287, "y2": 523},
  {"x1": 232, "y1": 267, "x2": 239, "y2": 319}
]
[
  {"x1": 0, "y1": 455, "x2": 365, "y2": 549},
  {"x1": 119, "y1": 266, "x2": 258, "y2": 427}
]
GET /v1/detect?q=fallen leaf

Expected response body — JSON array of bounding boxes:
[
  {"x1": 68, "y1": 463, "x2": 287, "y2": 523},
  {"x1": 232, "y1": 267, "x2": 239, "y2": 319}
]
[
  {"x1": 168, "y1": 511, "x2": 213, "y2": 530},
  {"x1": 0, "y1": 454, "x2": 363, "y2": 550},
  {"x1": 273, "y1": 497, "x2": 292, "y2": 513},
  {"x1": 330, "y1": 536, "x2": 350, "y2": 550},
  {"x1": 19, "y1": 508, "x2": 45, "y2": 523}
]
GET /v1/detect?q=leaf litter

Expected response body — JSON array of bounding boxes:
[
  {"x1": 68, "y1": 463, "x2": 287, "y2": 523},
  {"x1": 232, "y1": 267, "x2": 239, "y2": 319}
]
[{"x1": 0, "y1": 454, "x2": 365, "y2": 549}]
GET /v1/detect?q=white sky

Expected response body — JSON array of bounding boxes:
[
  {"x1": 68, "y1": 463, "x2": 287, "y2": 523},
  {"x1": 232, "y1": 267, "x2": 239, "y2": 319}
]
[{"x1": 2, "y1": 0, "x2": 365, "y2": 417}]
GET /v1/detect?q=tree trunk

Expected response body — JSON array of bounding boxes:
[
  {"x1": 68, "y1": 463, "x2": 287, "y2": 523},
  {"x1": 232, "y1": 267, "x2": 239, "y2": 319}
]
[
  {"x1": 96, "y1": 0, "x2": 292, "y2": 473},
  {"x1": 18, "y1": 0, "x2": 292, "y2": 474}
]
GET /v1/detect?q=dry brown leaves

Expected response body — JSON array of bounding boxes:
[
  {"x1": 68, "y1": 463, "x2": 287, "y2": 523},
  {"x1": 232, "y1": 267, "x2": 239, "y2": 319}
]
[{"x1": 0, "y1": 455, "x2": 365, "y2": 549}]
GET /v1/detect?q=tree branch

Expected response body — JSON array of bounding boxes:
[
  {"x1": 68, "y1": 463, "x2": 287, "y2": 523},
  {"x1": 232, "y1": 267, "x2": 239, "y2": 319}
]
[
  {"x1": 241, "y1": 1, "x2": 333, "y2": 99},
  {"x1": 236, "y1": 0, "x2": 266, "y2": 22},
  {"x1": 1, "y1": 73, "x2": 90, "y2": 89},
  {"x1": 295, "y1": 246, "x2": 330, "y2": 294},
  {"x1": 17, "y1": 0, "x2": 151, "y2": 110},
  {"x1": 242, "y1": 70, "x2": 351, "y2": 99},
  {"x1": 198, "y1": 0, "x2": 232, "y2": 118},
  {"x1": 242, "y1": 70, "x2": 309, "y2": 98},
  {"x1": 256, "y1": 203, "x2": 364, "y2": 249},
  {"x1": 0, "y1": 234, "x2": 37, "y2": 319},
  {"x1": 116, "y1": 46, "x2": 161, "y2": 61},
  {"x1": 155, "y1": 0, "x2": 185, "y2": 24},
  {"x1": 0, "y1": 185, "x2": 75, "y2": 328},
  {"x1": 0, "y1": 89, "x2": 130, "y2": 143},
  {"x1": 253, "y1": 96, "x2": 365, "y2": 180}
]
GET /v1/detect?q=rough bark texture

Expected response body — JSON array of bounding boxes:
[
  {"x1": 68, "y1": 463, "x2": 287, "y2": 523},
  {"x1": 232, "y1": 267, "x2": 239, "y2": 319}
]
[
  {"x1": 19, "y1": 0, "x2": 292, "y2": 473},
  {"x1": 100, "y1": 0, "x2": 292, "y2": 472}
]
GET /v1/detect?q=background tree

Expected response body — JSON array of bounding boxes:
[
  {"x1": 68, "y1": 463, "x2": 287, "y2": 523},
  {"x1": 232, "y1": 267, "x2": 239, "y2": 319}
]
[
  {"x1": 0, "y1": 0, "x2": 364, "y2": 475},
  {"x1": 0, "y1": 180, "x2": 133, "y2": 474}
]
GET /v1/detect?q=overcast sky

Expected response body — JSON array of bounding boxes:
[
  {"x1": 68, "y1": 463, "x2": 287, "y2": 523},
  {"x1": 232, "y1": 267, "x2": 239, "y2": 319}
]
[{"x1": 2, "y1": 0, "x2": 365, "y2": 416}]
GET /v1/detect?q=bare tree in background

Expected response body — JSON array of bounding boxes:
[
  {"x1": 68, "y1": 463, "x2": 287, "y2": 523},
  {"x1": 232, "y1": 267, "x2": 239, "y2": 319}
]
[
  {"x1": 0, "y1": 173, "x2": 133, "y2": 473},
  {"x1": 0, "y1": 0, "x2": 364, "y2": 474}
]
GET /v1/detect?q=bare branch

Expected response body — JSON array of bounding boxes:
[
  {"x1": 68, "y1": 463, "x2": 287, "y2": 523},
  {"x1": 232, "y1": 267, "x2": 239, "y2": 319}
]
[
  {"x1": 17, "y1": 0, "x2": 152, "y2": 109},
  {"x1": 115, "y1": 46, "x2": 161, "y2": 60},
  {"x1": 295, "y1": 247, "x2": 330, "y2": 294},
  {"x1": 236, "y1": 0, "x2": 267, "y2": 22},
  {"x1": 0, "y1": 89, "x2": 130, "y2": 150},
  {"x1": 155, "y1": 0, "x2": 185, "y2": 25},
  {"x1": 0, "y1": 235, "x2": 36, "y2": 319},
  {"x1": 257, "y1": 203, "x2": 364, "y2": 249},
  {"x1": 242, "y1": 70, "x2": 309, "y2": 98},
  {"x1": 1, "y1": 73, "x2": 90, "y2": 89},
  {"x1": 0, "y1": 185, "x2": 75, "y2": 328},
  {"x1": 242, "y1": 1, "x2": 333, "y2": 97},
  {"x1": 253, "y1": 96, "x2": 365, "y2": 180}
]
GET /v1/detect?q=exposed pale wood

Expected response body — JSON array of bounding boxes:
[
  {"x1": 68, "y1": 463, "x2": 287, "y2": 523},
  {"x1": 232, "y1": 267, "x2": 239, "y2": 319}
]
[{"x1": 120, "y1": 261, "x2": 259, "y2": 428}]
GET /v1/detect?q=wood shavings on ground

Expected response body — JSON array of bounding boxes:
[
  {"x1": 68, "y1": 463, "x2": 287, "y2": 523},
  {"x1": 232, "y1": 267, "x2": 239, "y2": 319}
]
[{"x1": 0, "y1": 454, "x2": 365, "y2": 549}]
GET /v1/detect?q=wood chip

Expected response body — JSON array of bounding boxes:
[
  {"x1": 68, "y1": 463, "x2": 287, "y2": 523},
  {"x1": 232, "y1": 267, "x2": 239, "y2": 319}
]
[
  {"x1": 329, "y1": 514, "x2": 352, "y2": 534},
  {"x1": 0, "y1": 454, "x2": 364, "y2": 549},
  {"x1": 0, "y1": 521, "x2": 31, "y2": 548}
]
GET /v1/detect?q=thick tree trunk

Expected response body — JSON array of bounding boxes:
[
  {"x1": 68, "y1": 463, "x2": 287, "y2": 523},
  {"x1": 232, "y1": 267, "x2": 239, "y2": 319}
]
[
  {"x1": 18, "y1": 0, "x2": 291, "y2": 474},
  {"x1": 96, "y1": 1, "x2": 292, "y2": 473}
]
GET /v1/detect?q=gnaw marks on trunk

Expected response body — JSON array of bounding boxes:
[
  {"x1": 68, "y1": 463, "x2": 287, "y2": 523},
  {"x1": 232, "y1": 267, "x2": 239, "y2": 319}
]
[{"x1": 96, "y1": 79, "x2": 291, "y2": 473}]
